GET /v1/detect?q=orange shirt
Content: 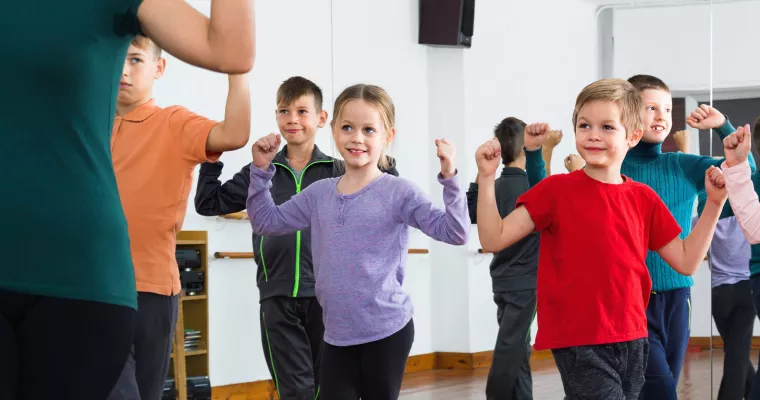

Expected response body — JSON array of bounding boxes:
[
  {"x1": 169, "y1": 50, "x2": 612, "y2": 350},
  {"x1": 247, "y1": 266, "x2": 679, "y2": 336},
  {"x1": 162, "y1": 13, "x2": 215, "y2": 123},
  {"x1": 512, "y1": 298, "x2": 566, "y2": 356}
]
[{"x1": 112, "y1": 100, "x2": 219, "y2": 295}]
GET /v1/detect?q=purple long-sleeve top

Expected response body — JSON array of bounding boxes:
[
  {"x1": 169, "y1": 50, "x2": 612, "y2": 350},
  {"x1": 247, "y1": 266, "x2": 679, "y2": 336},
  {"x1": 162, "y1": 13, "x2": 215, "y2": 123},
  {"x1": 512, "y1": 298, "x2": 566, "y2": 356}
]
[{"x1": 247, "y1": 164, "x2": 469, "y2": 346}]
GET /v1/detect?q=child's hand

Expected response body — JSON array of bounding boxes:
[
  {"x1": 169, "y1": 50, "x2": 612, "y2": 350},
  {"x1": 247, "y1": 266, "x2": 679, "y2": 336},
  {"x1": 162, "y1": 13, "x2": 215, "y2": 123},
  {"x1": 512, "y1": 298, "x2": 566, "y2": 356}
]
[
  {"x1": 686, "y1": 104, "x2": 726, "y2": 130},
  {"x1": 475, "y1": 138, "x2": 501, "y2": 178},
  {"x1": 251, "y1": 133, "x2": 281, "y2": 170},
  {"x1": 435, "y1": 138, "x2": 457, "y2": 179},
  {"x1": 524, "y1": 123, "x2": 552, "y2": 151},
  {"x1": 564, "y1": 154, "x2": 585, "y2": 172},
  {"x1": 545, "y1": 129, "x2": 563, "y2": 149},
  {"x1": 723, "y1": 124, "x2": 752, "y2": 168},
  {"x1": 673, "y1": 130, "x2": 690, "y2": 153},
  {"x1": 705, "y1": 166, "x2": 727, "y2": 205}
]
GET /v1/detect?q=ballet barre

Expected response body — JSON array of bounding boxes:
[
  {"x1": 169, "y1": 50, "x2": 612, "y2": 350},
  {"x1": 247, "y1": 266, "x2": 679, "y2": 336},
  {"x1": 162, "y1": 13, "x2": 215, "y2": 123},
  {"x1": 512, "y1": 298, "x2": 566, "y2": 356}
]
[{"x1": 214, "y1": 249, "x2": 429, "y2": 259}]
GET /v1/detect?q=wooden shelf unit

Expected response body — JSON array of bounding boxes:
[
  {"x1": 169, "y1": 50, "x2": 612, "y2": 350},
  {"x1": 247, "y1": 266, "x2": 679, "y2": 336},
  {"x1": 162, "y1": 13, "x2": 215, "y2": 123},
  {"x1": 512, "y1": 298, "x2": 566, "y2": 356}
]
[{"x1": 170, "y1": 231, "x2": 210, "y2": 400}]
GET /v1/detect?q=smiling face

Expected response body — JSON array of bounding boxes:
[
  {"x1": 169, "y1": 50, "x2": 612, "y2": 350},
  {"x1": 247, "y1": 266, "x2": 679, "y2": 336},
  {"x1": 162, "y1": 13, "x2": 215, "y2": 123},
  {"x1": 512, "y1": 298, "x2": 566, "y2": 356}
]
[
  {"x1": 575, "y1": 100, "x2": 641, "y2": 168},
  {"x1": 275, "y1": 94, "x2": 327, "y2": 147},
  {"x1": 639, "y1": 88, "x2": 673, "y2": 144},
  {"x1": 332, "y1": 99, "x2": 394, "y2": 170}
]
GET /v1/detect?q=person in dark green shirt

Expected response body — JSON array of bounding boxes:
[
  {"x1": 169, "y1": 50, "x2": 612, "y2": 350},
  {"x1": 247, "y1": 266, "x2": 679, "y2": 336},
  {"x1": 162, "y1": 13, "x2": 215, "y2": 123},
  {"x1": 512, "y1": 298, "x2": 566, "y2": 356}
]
[{"x1": 0, "y1": 1, "x2": 254, "y2": 399}]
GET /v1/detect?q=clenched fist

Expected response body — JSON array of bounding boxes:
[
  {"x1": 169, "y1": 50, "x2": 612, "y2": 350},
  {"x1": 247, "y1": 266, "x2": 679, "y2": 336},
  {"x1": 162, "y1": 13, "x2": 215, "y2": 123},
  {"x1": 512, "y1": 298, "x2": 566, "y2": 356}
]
[
  {"x1": 475, "y1": 138, "x2": 502, "y2": 178},
  {"x1": 251, "y1": 133, "x2": 281, "y2": 170},
  {"x1": 435, "y1": 138, "x2": 457, "y2": 179},
  {"x1": 524, "y1": 122, "x2": 552, "y2": 151},
  {"x1": 723, "y1": 124, "x2": 752, "y2": 168}
]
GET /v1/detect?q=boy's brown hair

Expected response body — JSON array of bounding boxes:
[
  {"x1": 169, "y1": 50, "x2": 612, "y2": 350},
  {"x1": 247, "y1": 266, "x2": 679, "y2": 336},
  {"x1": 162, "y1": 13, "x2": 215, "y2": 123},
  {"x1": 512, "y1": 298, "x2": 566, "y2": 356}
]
[
  {"x1": 131, "y1": 35, "x2": 162, "y2": 59},
  {"x1": 573, "y1": 79, "x2": 644, "y2": 137},
  {"x1": 277, "y1": 76, "x2": 324, "y2": 111},
  {"x1": 628, "y1": 74, "x2": 670, "y2": 94}
]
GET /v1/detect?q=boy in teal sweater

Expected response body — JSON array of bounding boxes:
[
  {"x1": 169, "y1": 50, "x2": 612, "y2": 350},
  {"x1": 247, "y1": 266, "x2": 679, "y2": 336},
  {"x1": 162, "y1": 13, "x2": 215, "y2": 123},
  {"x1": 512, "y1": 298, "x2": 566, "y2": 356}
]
[{"x1": 525, "y1": 75, "x2": 755, "y2": 399}]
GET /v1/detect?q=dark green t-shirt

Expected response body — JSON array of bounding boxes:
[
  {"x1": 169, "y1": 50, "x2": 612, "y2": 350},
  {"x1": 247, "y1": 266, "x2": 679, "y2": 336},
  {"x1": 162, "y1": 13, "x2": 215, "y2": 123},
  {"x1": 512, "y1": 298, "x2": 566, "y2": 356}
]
[{"x1": 0, "y1": 0, "x2": 144, "y2": 309}]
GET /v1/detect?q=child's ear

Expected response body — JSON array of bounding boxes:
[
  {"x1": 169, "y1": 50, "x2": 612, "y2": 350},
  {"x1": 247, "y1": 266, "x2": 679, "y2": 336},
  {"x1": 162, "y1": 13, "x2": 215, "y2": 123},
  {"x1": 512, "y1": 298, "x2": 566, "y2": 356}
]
[
  {"x1": 318, "y1": 110, "x2": 329, "y2": 128},
  {"x1": 386, "y1": 127, "x2": 397, "y2": 145},
  {"x1": 155, "y1": 58, "x2": 166, "y2": 80},
  {"x1": 628, "y1": 128, "x2": 644, "y2": 147}
]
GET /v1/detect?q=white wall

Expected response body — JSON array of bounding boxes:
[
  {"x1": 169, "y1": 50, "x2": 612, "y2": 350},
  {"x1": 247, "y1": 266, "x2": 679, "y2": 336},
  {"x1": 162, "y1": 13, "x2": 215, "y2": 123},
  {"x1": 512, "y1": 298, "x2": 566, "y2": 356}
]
[
  {"x1": 157, "y1": 0, "x2": 599, "y2": 387},
  {"x1": 613, "y1": 1, "x2": 760, "y2": 93}
]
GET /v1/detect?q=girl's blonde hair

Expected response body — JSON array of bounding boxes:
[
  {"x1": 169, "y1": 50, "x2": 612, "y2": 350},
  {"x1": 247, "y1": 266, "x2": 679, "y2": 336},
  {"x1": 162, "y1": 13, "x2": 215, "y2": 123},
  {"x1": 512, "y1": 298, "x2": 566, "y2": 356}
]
[{"x1": 331, "y1": 84, "x2": 395, "y2": 169}]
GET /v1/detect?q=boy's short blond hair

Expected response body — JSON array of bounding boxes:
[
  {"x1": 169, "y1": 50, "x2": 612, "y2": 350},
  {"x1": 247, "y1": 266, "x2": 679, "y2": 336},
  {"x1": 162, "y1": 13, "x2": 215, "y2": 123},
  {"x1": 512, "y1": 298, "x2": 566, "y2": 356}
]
[
  {"x1": 573, "y1": 79, "x2": 644, "y2": 137},
  {"x1": 131, "y1": 35, "x2": 162, "y2": 59}
]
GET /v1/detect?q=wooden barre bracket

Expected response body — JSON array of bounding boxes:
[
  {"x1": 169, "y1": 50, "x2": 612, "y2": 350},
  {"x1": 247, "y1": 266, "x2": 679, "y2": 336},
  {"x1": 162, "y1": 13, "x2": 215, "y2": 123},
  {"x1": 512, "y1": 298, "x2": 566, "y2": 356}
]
[
  {"x1": 214, "y1": 249, "x2": 429, "y2": 259},
  {"x1": 221, "y1": 212, "x2": 248, "y2": 220}
]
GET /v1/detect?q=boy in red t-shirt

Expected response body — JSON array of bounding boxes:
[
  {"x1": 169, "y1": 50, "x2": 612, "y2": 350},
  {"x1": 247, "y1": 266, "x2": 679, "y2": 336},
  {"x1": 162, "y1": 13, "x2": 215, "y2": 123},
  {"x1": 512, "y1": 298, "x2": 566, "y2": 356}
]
[{"x1": 474, "y1": 78, "x2": 726, "y2": 399}]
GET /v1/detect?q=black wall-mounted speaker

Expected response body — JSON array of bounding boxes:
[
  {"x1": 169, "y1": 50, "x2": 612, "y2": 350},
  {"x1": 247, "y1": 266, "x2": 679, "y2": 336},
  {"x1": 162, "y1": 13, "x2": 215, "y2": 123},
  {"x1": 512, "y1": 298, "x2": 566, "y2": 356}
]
[{"x1": 418, "y1": 0, "x2": 475, "y2": 48}]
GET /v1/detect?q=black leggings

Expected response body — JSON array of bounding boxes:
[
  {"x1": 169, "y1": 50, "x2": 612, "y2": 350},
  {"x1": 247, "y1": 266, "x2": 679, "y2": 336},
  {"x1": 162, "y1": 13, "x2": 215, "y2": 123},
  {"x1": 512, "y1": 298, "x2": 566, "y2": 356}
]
[
  {"x1": 0, "y1": 290, "x2": 135, "y2": 400},
  {"x1": 320, "y1": 320, "x2": 414, "y2": 400}
]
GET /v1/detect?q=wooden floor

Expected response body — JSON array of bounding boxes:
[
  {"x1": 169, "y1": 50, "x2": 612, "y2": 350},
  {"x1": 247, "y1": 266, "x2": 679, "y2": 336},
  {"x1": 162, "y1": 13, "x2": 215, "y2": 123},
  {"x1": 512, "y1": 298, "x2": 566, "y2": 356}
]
[{"x1": 398, "y1": 350, "x2": 749, "y2": 400}]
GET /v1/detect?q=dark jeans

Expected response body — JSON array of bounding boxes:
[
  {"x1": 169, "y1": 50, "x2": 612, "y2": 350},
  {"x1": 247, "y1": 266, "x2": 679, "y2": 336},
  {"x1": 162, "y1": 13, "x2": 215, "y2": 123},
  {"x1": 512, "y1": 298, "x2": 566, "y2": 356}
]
[
  {"x1": 107, "y1": 292, "x2": 179, "y2": 400},
  {"x1": 486, "y1": 290, "x2": 535, "y2": 400},
  {"x1": 320, "y1": 320, "x2": 414, "y2": 400},
  {"x1": 0, "y1": 289, "x2": 135, "y2": 400},
  {"x1": 552, "y1": 338, "x2": 649, "y2": 400},
  {"x1": 640, "y1": 287, "x2": 691, "y2": 400}
]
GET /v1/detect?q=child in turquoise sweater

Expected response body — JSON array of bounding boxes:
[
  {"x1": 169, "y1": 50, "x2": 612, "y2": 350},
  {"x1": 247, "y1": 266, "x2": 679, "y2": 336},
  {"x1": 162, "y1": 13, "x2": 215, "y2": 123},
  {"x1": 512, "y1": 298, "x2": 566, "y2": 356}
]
[{"x1": 525, "y1": 75, "x2": 756, "y2": 400}]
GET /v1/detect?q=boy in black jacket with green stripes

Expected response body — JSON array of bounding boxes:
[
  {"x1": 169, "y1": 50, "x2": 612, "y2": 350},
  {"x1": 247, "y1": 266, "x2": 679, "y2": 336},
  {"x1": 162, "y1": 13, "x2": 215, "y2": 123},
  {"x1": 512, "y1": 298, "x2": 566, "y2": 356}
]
[{"x1": 194, "y1": 76, "x2": 398, "y2": 400}]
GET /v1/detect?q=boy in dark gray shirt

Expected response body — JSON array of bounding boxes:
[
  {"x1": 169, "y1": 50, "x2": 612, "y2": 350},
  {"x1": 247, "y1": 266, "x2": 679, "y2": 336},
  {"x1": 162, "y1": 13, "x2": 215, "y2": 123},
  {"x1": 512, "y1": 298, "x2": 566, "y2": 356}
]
[{"x1": 467, "y1": 117, "x2": 540, "y2": 400}]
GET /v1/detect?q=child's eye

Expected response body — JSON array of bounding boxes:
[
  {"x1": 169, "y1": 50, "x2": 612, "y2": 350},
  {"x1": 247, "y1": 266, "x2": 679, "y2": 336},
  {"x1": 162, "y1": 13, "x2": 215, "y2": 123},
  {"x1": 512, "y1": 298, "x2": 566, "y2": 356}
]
[
  {"x1": 363, "y1": 128, "x2": 375, "y2": 134},
  {"x1": 278, "y1": 110, "x2": 288, "y2": 115},
  {"x1": 299, "y1": 110, "x2": 308, "y2": 115},
  {"x1": 647, "y1": 106, "x2": 656, "y2": 111},
  {"x1": 341, "y1": 125, "x2": 353, "y2": 131},
  {"x1": 603, "y1": 125, "x2": 614, "y2": 130},
  {"x1": 578, "y1": 123, "x2": 589, "y2": 129},
  {"x1": 129, "y1": 57, "x2": 143, "y2": 64}
]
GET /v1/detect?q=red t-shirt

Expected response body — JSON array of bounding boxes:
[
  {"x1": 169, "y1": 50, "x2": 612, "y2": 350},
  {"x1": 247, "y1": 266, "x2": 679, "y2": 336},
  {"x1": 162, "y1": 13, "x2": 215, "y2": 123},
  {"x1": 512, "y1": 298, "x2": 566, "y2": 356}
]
[{"x1": 516, "y1": 170, "x2": 681, "y2": 350}]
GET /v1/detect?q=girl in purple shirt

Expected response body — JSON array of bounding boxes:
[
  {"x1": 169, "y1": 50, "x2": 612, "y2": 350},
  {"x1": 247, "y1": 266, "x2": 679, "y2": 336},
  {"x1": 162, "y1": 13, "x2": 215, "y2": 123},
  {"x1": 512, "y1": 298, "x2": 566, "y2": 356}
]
[{"x1": 246, "y1": 84, "x2": 470, "y2": 399}]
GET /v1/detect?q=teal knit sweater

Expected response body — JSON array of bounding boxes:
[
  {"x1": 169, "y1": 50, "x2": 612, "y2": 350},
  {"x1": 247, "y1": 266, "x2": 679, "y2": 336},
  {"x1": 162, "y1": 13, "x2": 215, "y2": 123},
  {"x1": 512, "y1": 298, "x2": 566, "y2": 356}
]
[{"x1": 525, "y1": 120, "x2": 754, "y2": 292}]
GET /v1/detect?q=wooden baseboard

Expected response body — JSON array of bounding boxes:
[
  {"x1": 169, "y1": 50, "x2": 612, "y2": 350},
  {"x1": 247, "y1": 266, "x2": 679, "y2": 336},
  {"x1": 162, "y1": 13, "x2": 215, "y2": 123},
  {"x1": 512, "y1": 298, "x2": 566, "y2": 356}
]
[
  {"x1": 213, "y1": 336, "x2": 760, "y2": 399},
  {"x1": 688, "y1": 336, "x2": 760, "y2": 351},
  {"x1": 211, "y1": 347, "x2": 553, "y2": 399}
]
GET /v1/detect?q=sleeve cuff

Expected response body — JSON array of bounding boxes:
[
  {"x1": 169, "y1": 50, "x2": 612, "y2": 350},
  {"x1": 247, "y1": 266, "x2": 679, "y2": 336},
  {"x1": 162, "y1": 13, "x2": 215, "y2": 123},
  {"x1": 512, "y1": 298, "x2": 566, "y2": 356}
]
[
  {"x1": 468, "y1": 182, "x2": 479, "y2": 191},
  {"x1": 715, "y1": 118, "x2": 736, "y2": 138},
  {"x1": 438, "y1": 170, "x2": 461, "y2": 185},
  {"x1": 250, "y1": 163, "x2": 276, "y2": 179},
  {"x1": 199, "y1": 161, "x2": 224, "y2": 175},
  {"x1": 722, "y1": 159, "x2": 751, "y2": 178}
]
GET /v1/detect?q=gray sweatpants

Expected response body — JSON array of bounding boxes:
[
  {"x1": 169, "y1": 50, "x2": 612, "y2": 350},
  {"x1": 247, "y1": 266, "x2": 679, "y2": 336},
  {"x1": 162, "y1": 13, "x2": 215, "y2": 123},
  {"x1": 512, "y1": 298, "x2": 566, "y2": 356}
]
[
  {"x1": 106, "y1": 292, "x2": 179, "y2": 400},
  {"x1": 551, "y1": 338, "x2": 648, "y2": 400}
]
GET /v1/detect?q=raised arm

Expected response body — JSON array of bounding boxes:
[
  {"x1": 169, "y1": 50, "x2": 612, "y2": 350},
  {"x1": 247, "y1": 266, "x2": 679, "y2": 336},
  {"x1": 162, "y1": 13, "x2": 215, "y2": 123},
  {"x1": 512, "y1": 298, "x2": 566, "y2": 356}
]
[
  {"x1": 137, "y1": 0, "x2": 255, "y2": 74},
  {"x1": 194, "y1": 162, "x2": 249, "y2": 216},
  {"x1": 524, "y1": 123, "x2": 556, "y2": 187},
  {"x1": 397, "y1": 139, "x2": 468, "y2": 245},
  {"x1": 246, "y1": 134, "x2": 312, "y2": 235},
  {"x1": 722, "y1": 126, "x2": 760, "y2": 243},
  {"x1": 475, "y1": 138, "x2": 537, "y2": 252},
  {"x1": 657, "y1": 167, "x2": 726, "y2": 275},
  {"x1": 205, "y1": 75, "x2": 252, "y2": 152},
  {"x1": 681, "y1": 106, "x2": 756, "y2": 190}
]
